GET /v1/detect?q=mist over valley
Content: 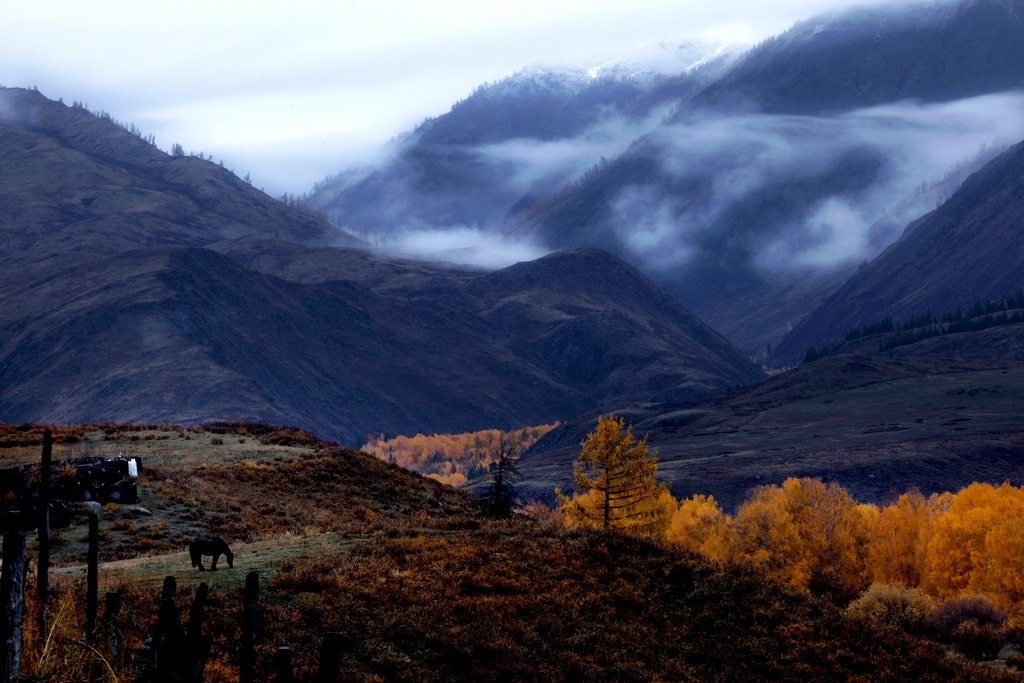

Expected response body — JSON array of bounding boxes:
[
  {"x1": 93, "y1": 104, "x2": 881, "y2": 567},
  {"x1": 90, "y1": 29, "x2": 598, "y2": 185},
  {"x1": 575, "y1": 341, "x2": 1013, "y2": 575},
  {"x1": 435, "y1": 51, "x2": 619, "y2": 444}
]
[
  {"x1": 4, "y1": 2, "x2": 1024, "y2": 678},
  {"x1": 309, "y1": 0, "x2": 1024, "y2": 356},
  {"x1": 0, "y1": 0, "x2": 1022, "y2": 502}
]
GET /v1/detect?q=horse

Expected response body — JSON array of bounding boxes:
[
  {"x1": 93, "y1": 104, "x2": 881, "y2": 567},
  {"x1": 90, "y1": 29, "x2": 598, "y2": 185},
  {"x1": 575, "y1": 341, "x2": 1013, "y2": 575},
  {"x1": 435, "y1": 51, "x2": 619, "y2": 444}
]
[{"x1": 188, "y1": 537, "x2": 234, "y2": 571}]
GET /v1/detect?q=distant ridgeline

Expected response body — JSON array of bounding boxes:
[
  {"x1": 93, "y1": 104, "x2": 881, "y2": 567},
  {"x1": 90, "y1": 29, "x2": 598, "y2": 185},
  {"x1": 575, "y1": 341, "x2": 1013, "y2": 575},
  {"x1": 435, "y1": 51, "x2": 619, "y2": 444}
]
[{"x1": 803, "y1": 291, "x2": 1024, "y2": 363}]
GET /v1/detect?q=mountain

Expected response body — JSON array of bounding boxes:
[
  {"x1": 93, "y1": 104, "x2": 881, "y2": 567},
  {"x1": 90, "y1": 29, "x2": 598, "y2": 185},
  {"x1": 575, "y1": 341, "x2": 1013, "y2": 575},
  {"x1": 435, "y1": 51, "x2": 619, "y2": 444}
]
[
  {"x1": 306, "y1": 41, "x2": 744, "y2": 246},
  {"x1": 0, "y1": 88, "x2": 349, "y2": 255},
  {"x1": 519, "y1": 0, "x2": 1024, "y2": 353},
  {"x1": 305, "y1": 0, "x2": 1024, "y2": 355},
  {"x1": 0, "y1": 87, "x2": 763, "y2": 444},
  {"x1": 686, "y1": 0, "x2": 1024, "y2": 116},
  {"x1": 773, "y1": 138, "x2": 1024, "y2": 365}
]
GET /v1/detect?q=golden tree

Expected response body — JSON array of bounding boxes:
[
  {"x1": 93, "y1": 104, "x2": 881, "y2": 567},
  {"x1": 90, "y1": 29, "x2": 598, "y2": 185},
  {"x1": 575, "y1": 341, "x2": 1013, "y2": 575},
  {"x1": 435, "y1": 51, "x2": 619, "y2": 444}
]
[
  {"x1": 728, "y1": 478, "x2": 873, "y2": 601},
  {"x1": 922, "y1": 482, "x2": 1024, "y2": 606},
  {"x1": 555, "y1": 415, "x2": 672, "y2": 537},
  {"x1": 868, "y1": 488, "x2": 941, "y2": 588},
  {"x1": 666, "y1": 494, "x2": 731, "y2": 562}
]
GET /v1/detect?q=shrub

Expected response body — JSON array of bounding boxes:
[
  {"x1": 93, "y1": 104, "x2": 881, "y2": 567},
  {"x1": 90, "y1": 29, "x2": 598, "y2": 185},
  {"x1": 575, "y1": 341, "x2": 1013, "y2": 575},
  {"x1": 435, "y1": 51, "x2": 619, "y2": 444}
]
[
  {"x1": 1003, "y1": 617, "x2": 1024, "y2": 648},
  {"x1": 927, "y1": 595, "x2": 1006, "y2": 636},
  {"x1": 951, "y1": 619, "x2": 1005, "y2": 661},
  {"x1": 926, "y1": 595, "x2": 1007, "y2": 659},
  {"x1": 847, "y1": 583, "x2": 935, "y2": 635}
]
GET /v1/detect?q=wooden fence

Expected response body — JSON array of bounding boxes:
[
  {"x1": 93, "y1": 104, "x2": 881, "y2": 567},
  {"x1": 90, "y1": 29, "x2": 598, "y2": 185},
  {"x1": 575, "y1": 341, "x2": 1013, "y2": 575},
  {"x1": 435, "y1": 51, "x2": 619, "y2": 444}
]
[{"x1": 0, "y1": 430, "x2": 345, "y2": 682}]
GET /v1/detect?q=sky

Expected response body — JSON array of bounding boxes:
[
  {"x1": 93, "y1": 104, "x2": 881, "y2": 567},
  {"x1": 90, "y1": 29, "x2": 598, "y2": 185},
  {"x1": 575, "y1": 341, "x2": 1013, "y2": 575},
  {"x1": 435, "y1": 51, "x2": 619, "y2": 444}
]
[{"x1": 0, "y1": 0, "x2": 908, "y2": 196}]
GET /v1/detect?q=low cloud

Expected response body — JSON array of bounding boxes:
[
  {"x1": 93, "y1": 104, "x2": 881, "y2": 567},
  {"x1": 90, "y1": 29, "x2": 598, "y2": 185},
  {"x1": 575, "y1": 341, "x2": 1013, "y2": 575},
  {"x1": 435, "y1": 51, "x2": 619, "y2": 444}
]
[
  {"x1": 606, "y1": 91, "x2": 1024, "y2": 276},
  {"x1": 476, "y1": 102, "x2": 676, "y2": 192},
  {"x1": 390, "y1": 226, "x2": 551, "y2": 270},
  {"x1": 325, "y1": 86, "x2": 1024, "y2": 284}
]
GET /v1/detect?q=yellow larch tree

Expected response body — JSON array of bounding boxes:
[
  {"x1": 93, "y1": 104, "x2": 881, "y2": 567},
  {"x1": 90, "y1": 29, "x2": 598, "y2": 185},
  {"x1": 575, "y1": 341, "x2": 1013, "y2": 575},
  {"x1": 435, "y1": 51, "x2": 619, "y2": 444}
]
[{"x1": 555, "y1": 415, "x2": 673, "y2": 538}]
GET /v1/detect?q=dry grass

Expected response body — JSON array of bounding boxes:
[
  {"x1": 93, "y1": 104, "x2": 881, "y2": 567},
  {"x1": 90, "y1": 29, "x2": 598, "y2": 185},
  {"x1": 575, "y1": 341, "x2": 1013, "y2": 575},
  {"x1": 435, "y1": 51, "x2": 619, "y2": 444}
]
[
  {"x1": 4, "y1": 422, "x2": 477, "y2": 566},
  {"x1": 229, "y1": 526, "x2": 1020, "y2": 682},
  {"x1": 6, "y1": 421, "x2": 1022, "y2": 681}
]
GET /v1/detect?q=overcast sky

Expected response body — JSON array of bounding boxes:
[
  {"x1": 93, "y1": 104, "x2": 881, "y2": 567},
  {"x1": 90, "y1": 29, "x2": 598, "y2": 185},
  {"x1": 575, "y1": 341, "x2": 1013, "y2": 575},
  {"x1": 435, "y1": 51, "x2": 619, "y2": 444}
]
[{"x1": 1, "y1": 0, "x2": 903, "y2": 196}]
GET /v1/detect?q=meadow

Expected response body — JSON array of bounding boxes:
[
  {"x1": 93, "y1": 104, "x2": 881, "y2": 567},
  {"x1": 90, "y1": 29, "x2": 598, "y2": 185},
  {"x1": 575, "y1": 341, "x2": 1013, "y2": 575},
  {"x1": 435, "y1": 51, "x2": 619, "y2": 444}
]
[{"x1": 2, "y1": 422, "x2": 1023, "y2": 682}]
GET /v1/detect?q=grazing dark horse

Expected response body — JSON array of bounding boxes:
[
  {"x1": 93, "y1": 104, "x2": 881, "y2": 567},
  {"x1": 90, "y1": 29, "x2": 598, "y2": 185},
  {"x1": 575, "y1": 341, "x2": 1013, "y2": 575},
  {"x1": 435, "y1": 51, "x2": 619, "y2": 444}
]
[{"x1": 189, "y1": 537, "x2": 233, "y2": 571}]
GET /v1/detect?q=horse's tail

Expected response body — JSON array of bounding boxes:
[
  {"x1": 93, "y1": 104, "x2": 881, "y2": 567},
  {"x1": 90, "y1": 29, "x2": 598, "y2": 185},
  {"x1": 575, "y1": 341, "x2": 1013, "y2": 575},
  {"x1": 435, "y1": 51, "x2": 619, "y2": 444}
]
[{"x1": 188, "y1": 541, "x2": 200, "y2": 568}]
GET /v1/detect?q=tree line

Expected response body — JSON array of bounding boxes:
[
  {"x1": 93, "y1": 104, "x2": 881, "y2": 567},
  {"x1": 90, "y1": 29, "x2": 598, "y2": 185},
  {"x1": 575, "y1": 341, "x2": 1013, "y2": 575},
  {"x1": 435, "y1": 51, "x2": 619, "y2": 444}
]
[
  {"x1": 363, "y1": 424, "x2": 557, "y2": 486},
  {"x1": 557, "y1": 416, "x2": 1024, "y2": 610},
  {"x1": 804, "y1": 290, "x2": 1024, "y2": 363}
]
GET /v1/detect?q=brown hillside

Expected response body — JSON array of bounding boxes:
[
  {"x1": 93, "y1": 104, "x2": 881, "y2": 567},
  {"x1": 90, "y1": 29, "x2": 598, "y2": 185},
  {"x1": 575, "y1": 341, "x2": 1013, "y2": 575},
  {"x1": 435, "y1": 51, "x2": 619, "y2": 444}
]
[{"x1": 3, "y1": 422, "x2": 1018, "y2": 682}]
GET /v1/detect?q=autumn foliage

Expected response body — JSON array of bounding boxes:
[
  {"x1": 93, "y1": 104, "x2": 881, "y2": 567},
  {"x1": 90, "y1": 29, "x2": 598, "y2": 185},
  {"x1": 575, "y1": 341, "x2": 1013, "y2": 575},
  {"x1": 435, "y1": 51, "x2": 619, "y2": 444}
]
[
  {"x1": 5, "y1": 421, "x2": 1024, "y2": 679},
  {"x1": 655, "y1": 479, "x2": 1024, "y2": 613},
  {"x1": 556, "y1": 416, "x2": 673, "y2": 537},
  {"x1": 554, "y1": 417, "x2": 1024, "y2": 614},
  {"x1": 362, "y1": 424, "x2": 557, "y2": 486}
]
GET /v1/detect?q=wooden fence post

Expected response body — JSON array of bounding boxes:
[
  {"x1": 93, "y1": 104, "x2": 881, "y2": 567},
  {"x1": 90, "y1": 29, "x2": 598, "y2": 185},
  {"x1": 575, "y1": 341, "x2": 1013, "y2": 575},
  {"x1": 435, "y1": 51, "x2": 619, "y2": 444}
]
[
  {"x1": 104, "y1": 591, "x2": 122, "y2": 662},
  {"x1": 37, "y1": 428, "x2": 52, "y2": 638},
  {"x1": 86, "y1": 511, "x2": 99, "y2": 643},
  {"x1": 151, "y1": 576, "x2": 183, "y2": 683},
  {"x1": 275, "y1": 646, "x2": 294, "y2": 683},
  {"x1": 1, "y1": 531, "x2": 26, "y2": 683},
  {"x1": 184, "y1": 582, "x2": 211, "y2": 683},
  {"x1": 316, "y1": 632, "x2": 345, "y2": 683},
  {"x1": 240, "y1": 572, "x2": 258, "y2": 683}
]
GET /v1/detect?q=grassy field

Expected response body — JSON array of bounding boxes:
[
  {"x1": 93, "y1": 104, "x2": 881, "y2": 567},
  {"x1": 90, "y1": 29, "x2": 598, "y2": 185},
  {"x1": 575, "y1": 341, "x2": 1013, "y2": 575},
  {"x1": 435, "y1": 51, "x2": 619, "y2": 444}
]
[
  {"x1": 2, "y1": 422, "x2": 477, "y2": 567},
  {"x1": 5, "y1": 421, "x2": 1024, "y2": 682},
  {"x1": 51, "y1": 530, "x2": 359, "y2": 591},
  {"x1": 0, "y1": 424, "x2": 317, "y2": 469}
]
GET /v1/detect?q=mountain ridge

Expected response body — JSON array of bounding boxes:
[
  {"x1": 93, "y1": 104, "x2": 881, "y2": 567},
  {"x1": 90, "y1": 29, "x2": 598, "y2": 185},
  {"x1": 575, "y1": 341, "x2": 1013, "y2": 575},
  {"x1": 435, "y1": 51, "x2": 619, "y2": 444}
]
[
  {"x1": 684, "y1": 0, "x2": 1024, "y2": 116},
  {"x1": 0, "y1": 87, "x2": 763, "y2": 443},
  {"x1": 0, "y1": 87, "x2": 352, "y2": 255}
]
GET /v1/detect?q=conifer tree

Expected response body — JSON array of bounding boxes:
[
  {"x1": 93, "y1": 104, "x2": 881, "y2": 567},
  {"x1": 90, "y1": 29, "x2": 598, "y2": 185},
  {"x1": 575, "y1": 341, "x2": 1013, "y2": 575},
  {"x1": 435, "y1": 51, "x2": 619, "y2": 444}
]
[
  {"x1": 556, "y1": 415, "x2": 672, "y2": 537},
  {"x1": 479, "y1": 438, "x2": 521, "y2": 519}
]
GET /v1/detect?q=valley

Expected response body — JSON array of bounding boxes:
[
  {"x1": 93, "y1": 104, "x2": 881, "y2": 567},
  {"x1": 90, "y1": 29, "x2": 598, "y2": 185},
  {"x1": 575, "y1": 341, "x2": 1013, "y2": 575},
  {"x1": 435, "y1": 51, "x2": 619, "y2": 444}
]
[
  {"x1": 3, "y1": 0, "x2": 1024, "y2": 679},
  {"x1": 520, "y1": 354, "x2": 1024, "y2": 509}
]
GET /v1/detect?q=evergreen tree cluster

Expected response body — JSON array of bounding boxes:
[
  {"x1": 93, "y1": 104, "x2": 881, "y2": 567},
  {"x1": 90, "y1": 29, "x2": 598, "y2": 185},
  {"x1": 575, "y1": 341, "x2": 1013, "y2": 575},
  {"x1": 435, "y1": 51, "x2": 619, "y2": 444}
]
[{"x1": 803, "y1": 290, "x2": 1024, "y2": 363}]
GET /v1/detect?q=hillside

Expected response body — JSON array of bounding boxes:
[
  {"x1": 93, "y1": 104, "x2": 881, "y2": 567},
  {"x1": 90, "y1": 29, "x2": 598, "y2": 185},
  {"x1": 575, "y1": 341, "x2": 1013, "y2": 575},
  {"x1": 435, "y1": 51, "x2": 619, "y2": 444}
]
[
  {"x1": 773, "y1": 139, "x2": 1024, "y2": 365},
  {"x1": 686, "y1": 0, "x2": 1024, "y2": 116},
  {"x1": 0, "y1": 422, "x2": 477, "y2": 563},
  {"x1": 0, "y1": 242, "x2": 763, "y2": 445},
  {"x1": 519, "y1": 354, "x2": 1024, "y2": 510},
  {"x1": 3, "y1": 424, "x2": 1018, "y2": 682},
  {"x1": 0, "y1": 87, "x2": 763, "y2": 443},
  {"x1": 0, "y1": 87, "x2": 350, "y2": 255}
]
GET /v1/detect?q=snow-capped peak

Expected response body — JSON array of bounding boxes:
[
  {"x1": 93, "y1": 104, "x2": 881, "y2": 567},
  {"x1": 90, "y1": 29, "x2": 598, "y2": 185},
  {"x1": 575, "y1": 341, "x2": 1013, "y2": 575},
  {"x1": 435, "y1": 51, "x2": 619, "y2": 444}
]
[
  {"x1": 585, "y1": 40, "x2": 750, "y2": 83},
  {"x1": 477, "y1": 39, "x2": 749, "y2": 100}
]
